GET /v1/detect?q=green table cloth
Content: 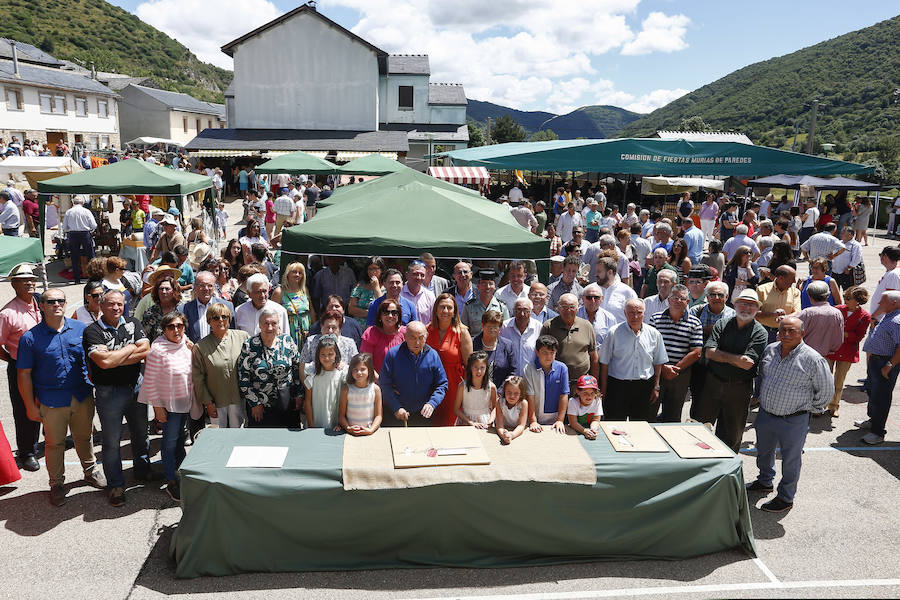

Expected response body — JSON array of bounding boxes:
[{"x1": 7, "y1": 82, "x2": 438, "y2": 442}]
[{"x1": 171, "y1": 428, "x2": 755, "y2": 578}]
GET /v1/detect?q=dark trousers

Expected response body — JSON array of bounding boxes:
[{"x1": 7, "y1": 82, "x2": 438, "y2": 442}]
[
  {"x1": 656, "y1": 366, "x2": 692, "y2": 422},
  {"x1": 382, "y1": 410, "x2": 433, "y2": 427},
  {"x1": 2, "y1": 228, "x2": 18, "y2": 237},
  {"x1": 6, "y1": 359, "x2": 40, "y2": 458},
  {"x1": 689, "y1": 362, "x2": 707, "y2": 412},
  {"x1": 833, "y1": 271, "x2": 854, "y2": 291},
  {"x1": 67, "y1": 230, "x2": 94, "y2": 284},
  {"x1": 754, "y1": 409, "x2": 809, "y2": 503},
  {"x1": 799, "y1": 226, "x2": 815, "y2": 247},
  {"x1": 691, "y1": 372, "x2": 753, "y2": 453},
  {"x1": 244, "y1": 404, "x2": 298, "y2": 428},
  {"x1": 867, "y1": 355, "x2": 900, "y2": 437},
  {"x1": 603, "y1": 376, "x2": 655, "y2": 421}
]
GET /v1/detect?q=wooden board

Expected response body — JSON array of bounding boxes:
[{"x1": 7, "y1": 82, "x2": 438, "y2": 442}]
[
  {"x1": 654, "y1": 425, "x2": 735, "y2": 459},
  {"x1": 389, "y1": 427, "x2": 491, "y2": 469},
  {"x1": 599, "y1": 421, "x2": 670, "y2": 452}
]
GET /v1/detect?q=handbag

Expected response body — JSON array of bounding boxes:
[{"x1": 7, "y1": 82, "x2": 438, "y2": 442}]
[{"x1": 852, "y1": 261, "x2": 866, "y2": 286}]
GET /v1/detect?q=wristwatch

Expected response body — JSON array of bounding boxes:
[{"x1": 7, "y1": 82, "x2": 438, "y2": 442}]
[
  {"x1": 888, "y1": 361, "x2": 894, "y2": 368},
  {"x1": 654, "y1": 384, "x2": 661, "y2": 391}
]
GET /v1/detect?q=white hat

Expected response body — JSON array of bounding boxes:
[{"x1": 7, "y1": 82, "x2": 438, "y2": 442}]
[
  {"x1": 161, "y1": 214, "x2": 178, "y2": 226},
  {"x1": 734, "y1": 289, "x2": 761, "y2": 306},
  {"x1": 188, "y1": 243, "x2": 212, "y2": 269},
  {"x1": 550, "y1": 255, "x2": 565, "y2": 263},
  {"x1": 7, "y1": 263, "x2": 37, "y2": 279}
]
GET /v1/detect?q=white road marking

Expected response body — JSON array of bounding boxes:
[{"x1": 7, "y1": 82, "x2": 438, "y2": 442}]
[{"x1": 753, "y1": 557, "x2": 780, "y2": 583}]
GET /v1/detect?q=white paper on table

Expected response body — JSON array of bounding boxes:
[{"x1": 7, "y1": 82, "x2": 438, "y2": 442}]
[{"x1": 225, "y1": 446, "x2": 289, "y2": 468}]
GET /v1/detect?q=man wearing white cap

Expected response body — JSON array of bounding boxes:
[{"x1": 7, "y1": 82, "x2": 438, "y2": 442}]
[
  {"x1": 62, "y1": 196, "x2": 97, "y2": 284},
  {"x1": 150, "y1": 214, "x2": 184, "y2": 263},
  {"x1": 0, "y1": 264, "x2": 42, "y2": 471}
]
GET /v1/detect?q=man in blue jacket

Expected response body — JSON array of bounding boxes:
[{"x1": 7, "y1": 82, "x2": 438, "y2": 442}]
[{"x1": 379, "y1": 321, "x2": 448, "y2": 426}]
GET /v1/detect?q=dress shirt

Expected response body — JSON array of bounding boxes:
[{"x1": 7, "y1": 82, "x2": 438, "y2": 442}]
[
  {"x1": 600, "y1": 277, "x2": 637, "y2": 323},
  {"x1": 577, "y1": 305, "x2": 618, "y2": 351},
  {"x1": 598, "y1": 321, "x2": 667, "y2": 380},
  {"x1": 195, "y1": 300, "x2": 211, "y2": 339},
  {"x1": 462, "y1": 295, "x2": 509, "y2": 336},
  {"x1": 495, "y1": 283, "x2": 530, "y2": 313},
  {"x1": 500, "y1": 316, "x2": 542, "y2": 374},
  {"x1": 862, "y1": 308, "x2": 900, "y2": 356},
  {"x1": 630, "y1": 235, "x2": 652, "y2": 265},
  {"x1": 756, "y1": 281, "x2": 802, "y2": 329},
  {"x1": 531, "y1": 306, "x2": 558, "y2": 324},
  {"x1": 272, "y1": 193, "x2": 294, "y2": 216},
  {"x1": 234, "y1": 300, "x2": 289, "y2": 336},
  {"x1": 682, "y1": 224, "x2": 705, "y2": 264},
  {"x1": 557, "y1": 211, "x2": 585, "y2": 244},
  {"x1": 831, "y1": 239, "x2": 863, "y2": 274},
  {"x1": 643, "y1": 294, "x2": 670, "y2": 324},
  {"x1": 401, "y1": 284, "x2": 436, "y2": 325},
  {"x1": 722, "y1": 234, "x2": 760, "y2": 261},
  {"x1": 871, "y1": 268, "x2": 900, "y2": 313},
  {"x1": 641, "y1": 220, "x2": 655, "y2": 238},
  {"x1": 758, "y1": 341, "x2": 833, "y2": 415},
  {"x1": 547, "y1": 278, "x2": 584, "y2": 311},
  {"x1": 17, "y1": 318, "x2": 93, "y2": 408},
  {"x1": 61, "y1": 205, "x2": 97, "y2": 232},
  {"x1": 0, "y1": 296, "x2": 41, "y2": 359},
  {"x1": 0, "y1": 201, "x2": 19, "y2": 228},
  {"x1": 800, "y1": 232, "x2": 846, "y2": 261},
  {"x1": 690, "y1": 303, "x2": 735, "y2": 334},
  {"x1": 798, "y1": 303, "x2": 845, "y2": 356}
]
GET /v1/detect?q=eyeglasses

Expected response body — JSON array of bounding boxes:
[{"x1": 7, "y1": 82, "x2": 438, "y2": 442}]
[
  {"x1": 164, "y1": 323, "x2": 185, "y2": 330},
  {"x1": 43, "y1": 298, "x2": 66, "y2": 305},
  {"x1": 584, "y1": 295, "x2": 602, "y2": 300},
  {"x1": 209, "y1": 315, "x2": 229, "y2": 322}
]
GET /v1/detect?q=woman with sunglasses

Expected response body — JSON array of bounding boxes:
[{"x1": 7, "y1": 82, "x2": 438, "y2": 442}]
[
  {"x1": 71, "y1": 281, "x2": 104, "y2": 324},
  {"x1": 360, "y1": 298, "x2": 406, "y2": 373},
  {"x1": 191, "y1": 303, "x2": 249, "y2": 428},
  {"x1": 138, "y1": 310, "x2": 194, "y2": 501},
  {"x1": 215, "y1": 258, "x2": 239, "y2": 301}
]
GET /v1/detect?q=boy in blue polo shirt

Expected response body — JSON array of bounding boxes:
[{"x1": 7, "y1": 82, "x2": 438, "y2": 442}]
[{"x1": 523, "y1": 335, "x2": 569, "y2": 433}]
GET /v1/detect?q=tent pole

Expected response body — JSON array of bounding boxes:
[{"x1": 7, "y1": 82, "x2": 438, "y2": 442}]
[{"x1": 874, "y1": 190, "x2": 881, "y2": 230}]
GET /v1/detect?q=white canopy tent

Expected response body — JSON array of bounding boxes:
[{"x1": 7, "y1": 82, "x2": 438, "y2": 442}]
[
  {"x1": 0, "y1": 156, "x2": 82, "y2": 186},
  {"x1": 125, "y1": 137, "x2": 184, "y2": 147},
  {"x1": 640, "y1": 176, "x2": 725, "y2": 195}
]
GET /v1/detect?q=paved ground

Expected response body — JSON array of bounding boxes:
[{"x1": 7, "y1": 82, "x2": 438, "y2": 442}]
[{"x1": 0, "y1": 198, "x2": 898, "y2": 599}]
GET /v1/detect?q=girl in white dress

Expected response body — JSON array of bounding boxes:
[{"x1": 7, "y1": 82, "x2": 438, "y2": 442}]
[
  {"x1": 496, "y1": 376, "x2": 528, "y2": 445},
  {"x1": 454, "y1": 351, "x2": 497, "y2": 428},
  {"x1": 304, "y1": 337, "x2": 348, "y2": 431},
  {"x1": 339, "y1": 352, "x2": 382, "y2": 435}
]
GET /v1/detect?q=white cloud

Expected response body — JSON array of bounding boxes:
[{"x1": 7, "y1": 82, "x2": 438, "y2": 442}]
[
  {"x1": 621, "y1": 12, "x2": 690, "y2": 55},
  {"x1": 135, "y1": 0, "x2": 281, "y2": 69},
  {"x1": 624, "y1": 88, "x2": 690, "y2": 113}
]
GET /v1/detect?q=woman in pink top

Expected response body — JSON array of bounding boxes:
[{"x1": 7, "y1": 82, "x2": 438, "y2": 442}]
[
  {"x1": 138, "y1": 310, "x2": 194, "y2": 501},
  {"x1": 264, "y1": 196, "x2": 276, "y2": 238},
  {"x1": 360, "y1": 298, "x2": 406, "y2": 374}
]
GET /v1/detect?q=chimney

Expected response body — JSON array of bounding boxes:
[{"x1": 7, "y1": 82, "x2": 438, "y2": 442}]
[
  {"x1": 90, "y1": 61, "x2": 96, "y2": 80},
  {"x1": 10, "y1": 41, "x2": 20, "y2": 78}
]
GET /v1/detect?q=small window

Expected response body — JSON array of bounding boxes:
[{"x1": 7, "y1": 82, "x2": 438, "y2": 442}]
[
  {"x1": 5, "y1": 88, "x2": 23, "y2": 111},
  {"x1": 97, "y1": 99, "x2": 109, "y2": 118},
  {"x1": 52, "y1": 94, "x2": 66, "y2": 114},
  {"x1": 75, "y1": 97, "x2": 88, "y2": 117},
  {"x1": 100, "y1": 135, "x2": 110, "y2": 148},
  {"x1": 89, "y1": 136, "x2": 99, "y2": 150},
  {"x1": 183, "y1": 117, "x2": 188, "y2": 133},
  {"x1": 40, "y1": 93, "x2": 53, "y2": 114},
  {"x1": 196, "y1": 118, "x2": 202, "y2": 132},
  {"x1": 398, "y1": 85, "x2": 413, "y2": 110}
]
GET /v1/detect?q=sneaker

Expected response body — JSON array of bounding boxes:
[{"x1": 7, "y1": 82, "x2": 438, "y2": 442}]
[
  {"x1": 854, "y1": 419, "x2": 871, "y2": 429},
  {"x1": 83, "y1": 470, "x2": 107, "y2": 489},
  {"x1": 108, "y1": 487, "x2": 126, "y2": 507},
  {"x1": 861, "y1": 432, "x2": 885, "y2": 445},
  {"x1": 166, "y1": 480, "x2": 181, "y2": 502},
  {"x1": 761, "y1": 497, "x2": 793, "y2": 513},
  {"x1": 746, "y1": 480, "x2": 774, "y2": 493},
  {"x1": 49, "y1": 484, "x2": 67, "y2": 507}
]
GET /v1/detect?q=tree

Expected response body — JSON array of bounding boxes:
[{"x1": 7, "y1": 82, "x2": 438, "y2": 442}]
[
  {"x1": 860, "y1": 159, "x2": 890, "y2": 184},
  {"x1": 490, "y1": 115, "x2": 526, "y2": 144},
  {"x1": 466, "y1": 120, "x2": 485, "y2": 147},
  {"x1": 676, "y1": 116, "x2": 713, "y2": 132},
  {"x1": 876, "y1": 135, "x2": 900, "y2": 169},
  {"x1": 39, "y1": 36, "x2": 54, "y2": 54},
  {"x1": 528, "y1": 129, "x2": 558, "y2": 142}
]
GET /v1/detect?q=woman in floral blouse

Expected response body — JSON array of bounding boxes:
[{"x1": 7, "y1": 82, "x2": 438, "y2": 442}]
[
  {"x1": 141, "y1": 269, "x2": 184, "y2": 342},
  {"x1": 238, "y1": 307, "x2": 303, "y2": 428}
]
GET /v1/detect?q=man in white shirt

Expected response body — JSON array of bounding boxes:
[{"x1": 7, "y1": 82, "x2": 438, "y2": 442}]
[
  {"x1": 722, "y1": 225, "x2": 761, "y2": 262},
  {"x1": 400, "y1": 261, "x2": 436, "y2": 325},
  {"x1": 759, "y1": 194, "x2": 772, "y2": 220},
  {"x1": 61, "y1": 195, "x2": 98, "y2": 284},
  {"x1": 508, "y1": 183, "x2": 523, "y2": 204},
  {"x1": 500, "y1": 297, "x2": 542, "y2": 375},
  {"x1": 275, "y1": 173, "x2": 292, "y2": 190},
  {"x1": 234, "y1": 274, "x2": 289, "y2": 335},
  {"x1": 621, "y1": 203, "x2": 640, "y2": 228},
  {"x1": 643, "y1": 269, "x2": 676, "y2": 323},
  {"x1": 557, "y1": 203, "x2": 585, "y2": 244},
  {"x1": 495, "y1": 261, "x2": 530, "y2": 313},
  {"x1": 272, "y1": 187, "x2": 295, "y2": 236},
  {"x1": 800, "y1": 222, "x2": 846, "y2": 262},
  {"x1": 869, "y1": 247, "x2": 900, "y2": 323},
  {"x1": 577, "y1": 283, "x2": 618, "y2": 350},
  {"x1": 595, "y1": 255, "x2": 636, "y2": 323},
  {"x1": 0, "y1": 191, "x2": 20, "y2": 236},
  {"x1": 799, "y1": 198, "x2": 820, "y2": 247}
]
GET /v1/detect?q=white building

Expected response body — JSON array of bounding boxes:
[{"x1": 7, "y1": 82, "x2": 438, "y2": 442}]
[
  {"x1": 0, "y1": 39, "x2": 119, "y2": 151},
  {"x1": 118, "y1": 84, "x2": 225, "y2": 146},
  {"x1": 187, "y1": 3, "x2": 467, "y2": 167}
]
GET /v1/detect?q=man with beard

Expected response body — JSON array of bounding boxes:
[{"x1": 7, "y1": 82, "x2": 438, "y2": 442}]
[
  {"x1": 692, "y1": 289, "x2": 769, "y2": 452},
  {"x1": 595, "y1": 254, "x2": 637, "y2": 323}
]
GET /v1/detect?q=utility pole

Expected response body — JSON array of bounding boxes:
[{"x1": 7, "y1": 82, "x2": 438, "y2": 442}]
[
  {"x1": 806, "y1": 100, "x2": 820, "y2": 155},
  {"x1": 791, "y1": 121, "x2": 800, "y2": 152},
  {"x1": 486, "y1": 117, "x2": 492, "y2": 145}
]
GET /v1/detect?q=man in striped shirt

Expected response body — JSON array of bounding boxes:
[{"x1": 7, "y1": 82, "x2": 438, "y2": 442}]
[{"x1": 650, "y1": 285, "x2": 704, "y2": 422}]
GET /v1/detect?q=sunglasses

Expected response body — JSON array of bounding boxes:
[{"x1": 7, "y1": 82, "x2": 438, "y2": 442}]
[
  {"x1": 383, "y1": 309, "x2": 400, "y2": 316},
  {"x1": 165, "y1": 323, "x2": 185, "y2": 330},
  {"x1": 43, "y1": 298, "x2": 66, "y2": 305},
  {"x1": 209, "y1": 315, "x2": 229, "y2": 322},
  {"x1": 584, "y1": 295, "x2": 602, "y2": 300},
  {"x1": 88, "y1": 293, "x2": 103, "y2": 299}
]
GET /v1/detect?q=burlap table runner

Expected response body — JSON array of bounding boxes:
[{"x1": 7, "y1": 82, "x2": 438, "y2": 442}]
[{"x1": 343, "y1": 427, "x2": 596, "y2": 490}]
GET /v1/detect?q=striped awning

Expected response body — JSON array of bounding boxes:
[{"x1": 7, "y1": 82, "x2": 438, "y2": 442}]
[
  {"x1": 261, "y1": 150, "x2": 329, "y2": 159},
  {"x1": 188, "y1": 150, "x2": 261, "y2": 158},
  {"x1": 336, "y1": 151, "x2": 398, "y2": 161},
  {"x1": 428, "y1": 166, "x2": 490, "y2": 185}
]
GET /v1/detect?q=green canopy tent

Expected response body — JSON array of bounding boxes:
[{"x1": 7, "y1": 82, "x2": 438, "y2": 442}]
[
  {"x1": 317, "y1": 167, "x2": 482, "y2": 209},
  {"x1": 254, "y1": 151, "x2": 339, "y2": 175},
  {"x1": 336, "y1": 154, "x2": 409, "y2": 176},
  {"x1": 0, "y1": 236, "x2": 47, "y2": 290},
  {"x1": 436, "y1": 138, "x2": 874, "y2": 177},
  {"x1": 36, "y1": 159, "x2": 214, "y2": 244},
  {"x1": 282, "y1": 169, "x2": 548, "y2": 267}
]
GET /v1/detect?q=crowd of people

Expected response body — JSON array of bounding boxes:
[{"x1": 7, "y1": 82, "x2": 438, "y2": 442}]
[{"x1": 0, "y1": 174, "x2": 898, "y2": 519}]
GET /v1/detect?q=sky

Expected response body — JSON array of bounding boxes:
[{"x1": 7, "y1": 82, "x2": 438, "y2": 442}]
[{"x1": 108, "y1": 0, "x2": 897, "y2": 115}]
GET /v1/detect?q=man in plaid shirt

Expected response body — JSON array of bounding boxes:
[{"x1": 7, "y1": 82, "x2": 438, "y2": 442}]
[{"x1": 747, "y1": 316, "x2": 833, "y2": 513}]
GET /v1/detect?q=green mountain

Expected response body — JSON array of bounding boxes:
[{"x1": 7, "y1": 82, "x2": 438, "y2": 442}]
[
  {"x1": 0, "y1": 0, "x2": 232, "y2": 102},
  {"x1": 617, "y1": 15, "x2": 900, "y2": 155},
  {"x1": 467, "y1": 99, "x2": 640, "y2": 139}
]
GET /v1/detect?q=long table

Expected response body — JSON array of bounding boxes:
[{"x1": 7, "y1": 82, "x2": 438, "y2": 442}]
[{"x1": 171, "y1": 428, "x2": 755, "y2": 578}]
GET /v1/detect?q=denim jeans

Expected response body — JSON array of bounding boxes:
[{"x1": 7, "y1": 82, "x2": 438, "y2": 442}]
[
  {"x1": 95, "y1": 384, "x2": 150, "y2": 489},
  {"x1": 754, "y1": 409, "x2": 809, "y2": 503},
  {"x1": 866, "y1": 355, "x2": 900, "y2": 437},
  {"x1": 160, "y1": 412, "x2": 189, "y2": 482}
]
